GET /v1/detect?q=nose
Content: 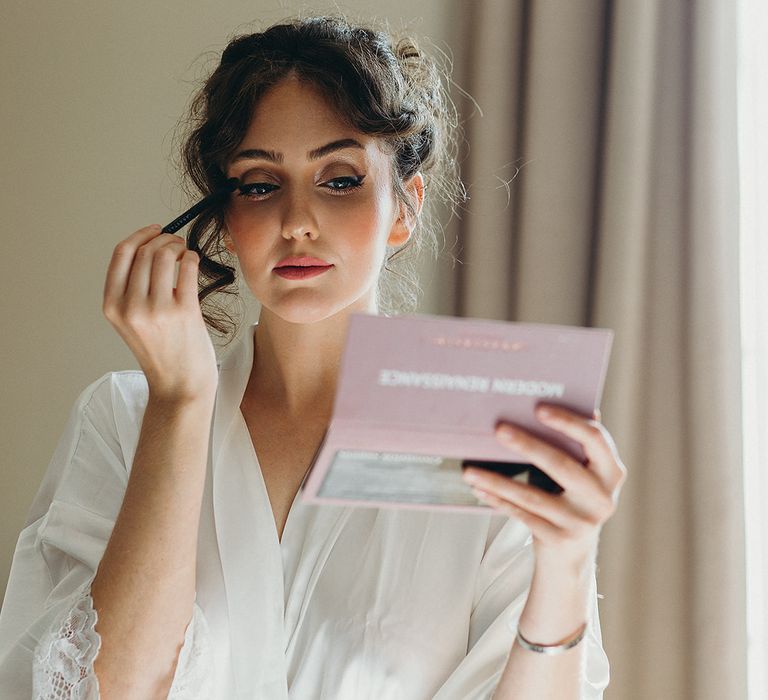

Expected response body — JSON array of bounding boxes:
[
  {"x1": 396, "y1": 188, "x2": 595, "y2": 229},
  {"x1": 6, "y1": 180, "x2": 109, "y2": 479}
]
[{"x1": 281, "y1": 191, "x2": 319, "y2": 241}]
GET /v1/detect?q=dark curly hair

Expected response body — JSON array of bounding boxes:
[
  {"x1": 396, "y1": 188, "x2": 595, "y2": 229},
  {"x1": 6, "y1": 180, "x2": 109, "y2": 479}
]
[{"x1": 171, "y1": 14, "x2": 466, "y2": 346}]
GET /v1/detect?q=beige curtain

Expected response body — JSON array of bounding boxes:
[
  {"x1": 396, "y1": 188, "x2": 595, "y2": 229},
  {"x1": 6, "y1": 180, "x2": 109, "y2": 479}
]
[{"x1": 440, "y1": 1, "x2": 746, "y2": 697}]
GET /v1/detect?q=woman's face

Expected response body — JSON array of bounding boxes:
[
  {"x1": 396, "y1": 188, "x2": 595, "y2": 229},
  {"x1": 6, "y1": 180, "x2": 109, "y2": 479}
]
[{"x1": 223, "y1": 75, "x2": 423, "y2": 324}]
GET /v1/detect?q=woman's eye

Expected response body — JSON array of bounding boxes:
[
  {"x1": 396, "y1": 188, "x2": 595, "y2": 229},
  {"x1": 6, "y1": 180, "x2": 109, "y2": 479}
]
[
  {"x1": 325, "y1": 175, "x2": 365, "y2": 193},
  {"x1": 238, "y1": 182, "x2": 278, "y2": 199}
]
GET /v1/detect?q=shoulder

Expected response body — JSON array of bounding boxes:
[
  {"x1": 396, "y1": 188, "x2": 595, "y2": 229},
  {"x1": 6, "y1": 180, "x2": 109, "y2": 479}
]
[
  {"x1": 22, "y1": 371, "x2": 150, "y2": 529},
  {"x1": 76, "y1": 370, "x2": 149, "y2": 428},
  {"x1": 67, "y1": 371, "x2": 150, "y2": 478}
]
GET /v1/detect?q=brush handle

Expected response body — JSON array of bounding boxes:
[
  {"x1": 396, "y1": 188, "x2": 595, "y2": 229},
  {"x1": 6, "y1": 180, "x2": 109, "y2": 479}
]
[{"x1": 161, "y1": 178, "x2": 241, "y2": 234}]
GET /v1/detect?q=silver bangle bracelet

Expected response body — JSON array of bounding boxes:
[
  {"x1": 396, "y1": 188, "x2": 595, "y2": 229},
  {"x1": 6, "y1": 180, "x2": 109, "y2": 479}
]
[{"x1": 515, "y1": 622, "x2": 587, "y2": 655}]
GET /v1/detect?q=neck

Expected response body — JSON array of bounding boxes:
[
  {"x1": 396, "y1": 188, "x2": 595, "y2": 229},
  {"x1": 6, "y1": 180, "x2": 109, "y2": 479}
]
[{"x1": 244, "y1": 303, "x2": 380, "y2": 418}]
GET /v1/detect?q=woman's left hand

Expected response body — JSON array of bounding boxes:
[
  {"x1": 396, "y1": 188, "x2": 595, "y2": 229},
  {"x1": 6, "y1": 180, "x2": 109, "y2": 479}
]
[{"x1": 462, "y1": 404, "x2": 627, "y2": 566}]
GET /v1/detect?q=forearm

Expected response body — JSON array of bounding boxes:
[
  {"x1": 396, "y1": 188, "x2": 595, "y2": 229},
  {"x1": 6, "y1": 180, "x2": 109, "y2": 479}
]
[
  {"x1": 91, "y1": 392, "x2": 215, "y2": 699},
  {"x1": 492, "y1": 552, "x2": 595, "y2": 700}
]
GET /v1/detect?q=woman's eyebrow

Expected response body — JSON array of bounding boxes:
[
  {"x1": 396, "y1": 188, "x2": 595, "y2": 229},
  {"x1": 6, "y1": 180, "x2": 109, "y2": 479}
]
[{"x1": 231, "y1": 138, "x2": 365, "y2": 165}]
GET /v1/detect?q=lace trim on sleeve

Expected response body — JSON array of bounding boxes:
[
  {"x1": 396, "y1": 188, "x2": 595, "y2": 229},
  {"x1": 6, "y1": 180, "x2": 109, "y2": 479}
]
[
  {"x1": 32, "y1": 582, "x2": 101, "y2": 699},
  {"x1": 167, "y1": 601, "x2": 214, "y2": 698},
  {"x1": 32, "y1": 582, "x2": 213, "y2": 700}
]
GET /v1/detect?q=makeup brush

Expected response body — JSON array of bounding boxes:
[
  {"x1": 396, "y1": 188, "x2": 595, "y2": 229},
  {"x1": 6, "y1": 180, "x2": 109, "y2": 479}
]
[{"x1": 161, "y1": 177, "x2": 243, "y2": 233}]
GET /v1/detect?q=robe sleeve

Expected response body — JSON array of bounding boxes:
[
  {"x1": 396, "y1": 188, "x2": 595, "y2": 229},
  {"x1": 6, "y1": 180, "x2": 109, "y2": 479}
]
[
  {"x1": 0, "y1": 372, "x2": 213, "y2": 699},
  {"x1": 432, "y1": 514, "x2": 610, "y2": 700}
]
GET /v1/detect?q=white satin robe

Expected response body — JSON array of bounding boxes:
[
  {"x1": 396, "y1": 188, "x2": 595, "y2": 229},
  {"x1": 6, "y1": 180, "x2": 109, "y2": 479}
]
[{"x1": 0, "y1": 322, "x2": 610, "y2": 698}]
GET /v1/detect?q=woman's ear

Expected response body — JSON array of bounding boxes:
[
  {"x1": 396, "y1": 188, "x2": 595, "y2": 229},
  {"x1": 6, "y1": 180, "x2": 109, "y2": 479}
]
[{"x1": 388, "y1": 172, "x2": 425, "y2": 247}]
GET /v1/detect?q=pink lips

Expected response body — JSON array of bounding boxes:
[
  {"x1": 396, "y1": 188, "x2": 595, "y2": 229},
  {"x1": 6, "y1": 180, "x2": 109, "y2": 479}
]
[
  {"x1": 274, "y1": 266, "x2": 332, "y2": 280},
  {"x1": 275, "y1": 255, "x2": 331, "y2": 268},
  {"x1": 273, "y1": 255, "x2": 333, "y2": 281}
]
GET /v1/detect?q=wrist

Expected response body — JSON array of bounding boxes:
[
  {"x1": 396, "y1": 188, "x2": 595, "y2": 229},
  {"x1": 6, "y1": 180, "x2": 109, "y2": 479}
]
[
  {"x1": 534, "y1": 541, "x2": 598, "y2": 578},
  {"x1": 517, "y1": 551, "x2": 595, "y2": 646},
  {"x1": 148, "y1": 385, "x2": 218, "y2": 407}
]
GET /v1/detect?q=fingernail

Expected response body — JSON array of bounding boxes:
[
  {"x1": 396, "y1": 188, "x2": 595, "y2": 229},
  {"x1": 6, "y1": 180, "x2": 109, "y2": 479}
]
[
  {"x1": 536, "y1": 405, "x2": 553, "y2": 419},
  {"x1": 463, "y1": 470, "x2": 480, "y2": 484},
  {"x1": 497, "y1": 424, "x2": 519, "y2": 441}
]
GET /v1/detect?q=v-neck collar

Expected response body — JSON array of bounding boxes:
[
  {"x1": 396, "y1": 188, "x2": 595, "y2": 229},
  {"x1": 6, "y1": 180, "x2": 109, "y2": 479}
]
[
  {"x1": 198, "y1": 322, "x2": 354, "y2": 698},
  {"x1": 233, "y1": 407, "x2": 307, "y2": 547}
]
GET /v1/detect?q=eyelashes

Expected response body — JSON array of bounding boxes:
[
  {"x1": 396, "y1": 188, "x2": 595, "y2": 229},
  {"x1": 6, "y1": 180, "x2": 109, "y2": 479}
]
[{"x1": 236, "y1": 175, "x2": 366, "y2": 201}]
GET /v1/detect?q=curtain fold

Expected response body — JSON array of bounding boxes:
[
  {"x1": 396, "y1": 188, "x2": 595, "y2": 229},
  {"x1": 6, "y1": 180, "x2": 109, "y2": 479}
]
[{"x1": 438, "y1": 1, "x2": 747, "y2": 697}]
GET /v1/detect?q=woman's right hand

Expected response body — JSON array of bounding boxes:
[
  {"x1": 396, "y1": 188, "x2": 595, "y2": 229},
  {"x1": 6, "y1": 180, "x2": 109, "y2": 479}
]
[{"x1": 102, "y1": 224, "x2": 220, "y2": 403}]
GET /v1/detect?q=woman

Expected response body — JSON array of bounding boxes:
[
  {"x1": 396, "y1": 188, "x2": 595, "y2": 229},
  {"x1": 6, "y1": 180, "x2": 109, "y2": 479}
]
[{"x1": 0, "y1": 15, "x2": 625, "y2": 699}]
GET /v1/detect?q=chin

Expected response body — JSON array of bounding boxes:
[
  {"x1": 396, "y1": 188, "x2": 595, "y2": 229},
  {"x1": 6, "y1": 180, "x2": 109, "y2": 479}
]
[
  {"x1": 258, "y1": 288, "x2": 377, "y2": 326},
  {"x1": 259, "y1": 295, "x2": 346, "y2": 325}
]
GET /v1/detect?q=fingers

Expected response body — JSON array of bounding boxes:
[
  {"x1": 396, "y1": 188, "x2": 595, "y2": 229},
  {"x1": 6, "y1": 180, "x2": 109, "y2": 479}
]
[
  {"x1": 494, "y1": 423, "x2": 605, "y2": 502},
  {"x1": 480, "y1": 405, "x2": 627, "y2": 523},
  {"x1": 104, "y1": 225, "x2": 162, "y2": 309},
  {"x1": 534, "y1": 404, "x2": 627, "y2": 490},
  {"x1": 175, "y1": 250, "x2": 201, "y2": 306},
  {"x1": 471, "y1": 485, "x2": 565, "y2": 540},
  {"x1": 466, "y1": 404, "x2": 627, "y2": 556},
  {"x1": 466, "y1": 471, "x2": 594, "y2": 531},
  {"x1": 148, "y1": 238, "x2": 188, "y2": 301},
  {"x1": 104, "y1": 224, "x2": 196, "y2": 325},
  {"x1": 126, "y1": 232, "x2": 187, "y2": 302}
]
